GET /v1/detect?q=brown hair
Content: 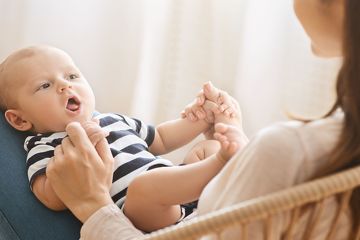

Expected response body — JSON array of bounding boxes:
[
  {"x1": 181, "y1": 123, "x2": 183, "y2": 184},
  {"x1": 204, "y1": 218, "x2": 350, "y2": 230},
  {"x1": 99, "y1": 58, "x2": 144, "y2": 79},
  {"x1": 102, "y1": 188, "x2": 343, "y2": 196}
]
[{"x1": 323, "y1": 0, "x2": 360, "y2": 236}]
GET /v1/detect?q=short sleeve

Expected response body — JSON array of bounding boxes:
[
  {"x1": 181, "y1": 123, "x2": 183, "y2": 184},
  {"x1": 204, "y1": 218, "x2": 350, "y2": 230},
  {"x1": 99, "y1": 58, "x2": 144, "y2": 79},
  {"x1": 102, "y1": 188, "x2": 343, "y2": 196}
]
[
  {"x1": 25, "y1": 132, "x2": 66, "y2": 188},
  {"x1": 121, "y1": 115, "x2": 155, "y2": 146}
]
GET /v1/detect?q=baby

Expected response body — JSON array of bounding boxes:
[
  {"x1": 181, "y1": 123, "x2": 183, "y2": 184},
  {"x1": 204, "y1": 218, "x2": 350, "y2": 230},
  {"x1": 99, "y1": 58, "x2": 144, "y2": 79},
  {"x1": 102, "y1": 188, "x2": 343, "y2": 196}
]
[{"x1": 0, "y1": 46, "x2": 244, "y2": 232}]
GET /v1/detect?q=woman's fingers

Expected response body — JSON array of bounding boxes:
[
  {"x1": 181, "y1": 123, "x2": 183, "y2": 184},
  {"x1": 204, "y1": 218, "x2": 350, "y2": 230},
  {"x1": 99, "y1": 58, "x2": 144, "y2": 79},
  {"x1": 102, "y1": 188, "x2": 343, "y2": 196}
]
[
  {"x1": 47, "y1": 122, "x2": 114, "y2": 222},
  {"x1": 65, "y1": 122, "x2": 100, "y2": 162}
]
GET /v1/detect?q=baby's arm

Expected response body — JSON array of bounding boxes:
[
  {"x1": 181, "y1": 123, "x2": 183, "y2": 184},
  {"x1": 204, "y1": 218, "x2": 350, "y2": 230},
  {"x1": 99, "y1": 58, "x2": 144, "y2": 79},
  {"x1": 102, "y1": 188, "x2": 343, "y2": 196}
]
[
  {"x1": 149, "y1": 118, "x2": 211, "y2": 155},
  {"x1": 149, "y1": 83, "x2": 239, "y2": 155},
  {"x1": 32, "y1": 173, "x2": 67, "y2": 210}
]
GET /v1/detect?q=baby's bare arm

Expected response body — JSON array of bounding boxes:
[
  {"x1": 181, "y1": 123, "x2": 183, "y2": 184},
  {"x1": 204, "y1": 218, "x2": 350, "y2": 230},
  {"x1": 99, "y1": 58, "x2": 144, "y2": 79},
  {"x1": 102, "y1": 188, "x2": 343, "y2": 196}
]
[
  {"x1": 32, "y1": 168, "x2": 66, "y2": 211},
  {"x1": 149, "y1": 118, "x2": 210, "y2": 155}
]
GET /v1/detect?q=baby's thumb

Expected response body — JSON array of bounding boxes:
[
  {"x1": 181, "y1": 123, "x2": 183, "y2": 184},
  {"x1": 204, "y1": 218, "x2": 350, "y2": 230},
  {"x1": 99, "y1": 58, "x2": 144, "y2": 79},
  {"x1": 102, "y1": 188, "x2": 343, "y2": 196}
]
[
  {"x1": 92, "y1": 118, "x2": 100, "y2": 125},
  {"x1": 203, "y1": 82, "x2": 221, "y2": 103}
]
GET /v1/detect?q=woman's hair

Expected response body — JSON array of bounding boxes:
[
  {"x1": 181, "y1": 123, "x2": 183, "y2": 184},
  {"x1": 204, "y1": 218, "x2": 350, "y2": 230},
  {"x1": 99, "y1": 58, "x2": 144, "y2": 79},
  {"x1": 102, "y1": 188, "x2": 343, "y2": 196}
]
[{"x1": 323, "y1": 0, "x2": 360, "y2": 236}]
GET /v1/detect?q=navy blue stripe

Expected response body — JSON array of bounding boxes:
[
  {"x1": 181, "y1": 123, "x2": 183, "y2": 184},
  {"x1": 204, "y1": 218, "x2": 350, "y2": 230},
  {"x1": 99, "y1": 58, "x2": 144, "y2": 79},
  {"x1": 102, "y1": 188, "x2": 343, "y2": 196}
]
[
  {"x1": 120, "y1": 115, "x2": 130, "y2": 126},
  {"x1": 106, "y1": 129, "x2": 139, "y2": 145},
  {"x1": 145, "y1": 125, "x2": 155, "y2": 146},
  {"x1": 26, "y1": 150, "x2": 54, "y2": 170},
  {"x1": 121, "y1": 144, "x2": 147, "y2": 154},
  {"x1": 132, "y1": 118, "x2": 142, "y2": 133},
  {"x1": 111, "y1": 188, "x2": 127, "y2": 203},
  {"x1": 99, "y1": 115, "x2": 121, "y2": 128},
  {"x1": 147, "y1": 163, "x2": 169, "y2": 170},
  {"x1": 26, "y1": 135, "x2": 43, "y2": 150},
  {"x1": 110, "y1": 144, "x2": 147, "y2": 156},
  {"x1": 113, "y1": 158, "x2": 159, "y2": 181},
  {"x1": 50, "y1": 138, "x2": 63, "y2": 147},
  {"x1": 111, "y1": 163, "x2": 168, "y2": 203}
]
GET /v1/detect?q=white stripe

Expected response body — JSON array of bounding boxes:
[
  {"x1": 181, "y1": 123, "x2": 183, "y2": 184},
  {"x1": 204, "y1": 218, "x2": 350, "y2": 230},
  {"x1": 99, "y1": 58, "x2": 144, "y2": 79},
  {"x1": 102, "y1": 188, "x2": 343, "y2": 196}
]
[
  {"x1": 102, "y1": 120, "x2": 132, "y2": 132},
  {"x1": 27, "y1": 158, "x2": 51, "y2": 181},
  {"x1": 110, "y1": 158, "x2": 173, "y2": 197},
  {"x1": 27, "y1": 144, "x2": 55, "y2": 160},
  {"x1": 99, "y1": 113, "x2": 120, "y2": 119},
  {"x1": 110, "y1": 166, "x2": 145, "y2": 197},
  {"x1": 24, "y1": 132, "x2": 66, "y2": 151},
  {"x1": 113, "y1": 151, "x2": 155, "y2": 167},
  {"x1": 123, "y1": 115, "x2": 137, "y2": 132},
  {"x1": 110, "y1": 134, "x2": 147, "y2": 150},
  {"x1": 115, "y1": 197, "x2": 126, "y2": 206},
  {"x1": 138, "y1": 123, "x2": 148, "y2": 141},
  {"x1": 38, "y1": 132, "x2": 67, "y2": 144}
]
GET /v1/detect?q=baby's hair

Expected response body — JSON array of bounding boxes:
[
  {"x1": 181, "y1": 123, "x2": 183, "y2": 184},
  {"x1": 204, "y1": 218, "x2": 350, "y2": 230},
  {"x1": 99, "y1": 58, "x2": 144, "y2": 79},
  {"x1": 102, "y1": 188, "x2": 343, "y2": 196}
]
[
  {"x1": 0, "y1": 46, "x2": 43, "y2": 111},
  {"x1": 0, "y1": 61, "x2": 9, "y2": 111}
]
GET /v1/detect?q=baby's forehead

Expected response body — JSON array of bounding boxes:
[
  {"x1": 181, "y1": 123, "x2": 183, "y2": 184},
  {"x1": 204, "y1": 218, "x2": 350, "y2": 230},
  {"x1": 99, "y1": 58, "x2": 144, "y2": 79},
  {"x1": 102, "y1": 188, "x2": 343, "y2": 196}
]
[
  {"x1": 1, "y1": 46, "x2": 73, "y2": 81},
  {"x1": 6, "y1": 46, "x2": 69, "y2": 66},
  {"x1": 0, "y1": 47, "x2": 64, "y2": 87}
]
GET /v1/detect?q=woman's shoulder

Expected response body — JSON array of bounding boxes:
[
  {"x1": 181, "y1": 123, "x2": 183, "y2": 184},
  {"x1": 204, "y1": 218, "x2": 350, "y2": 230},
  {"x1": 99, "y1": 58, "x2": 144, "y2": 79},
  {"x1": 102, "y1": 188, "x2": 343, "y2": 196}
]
[
  {"x1": 255, "y1": 113, "x2": 343, "y2": 148},
  {"x1": 251, "y1": 114, "x2": 343, "y2": 180}
]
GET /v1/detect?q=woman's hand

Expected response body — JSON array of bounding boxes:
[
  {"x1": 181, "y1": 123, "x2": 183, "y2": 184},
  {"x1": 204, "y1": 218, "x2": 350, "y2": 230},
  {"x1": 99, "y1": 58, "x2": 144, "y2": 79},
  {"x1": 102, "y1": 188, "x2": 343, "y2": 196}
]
[{"x1": 47, "y1": 122, "x2": 114, "y2": 223}]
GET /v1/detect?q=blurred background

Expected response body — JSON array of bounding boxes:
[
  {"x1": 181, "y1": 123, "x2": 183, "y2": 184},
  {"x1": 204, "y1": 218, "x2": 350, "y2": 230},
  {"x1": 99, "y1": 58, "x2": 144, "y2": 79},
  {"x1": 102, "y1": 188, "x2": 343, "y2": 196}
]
[{"x1": 0, "y1": 0, "x2": 341, "y2": 160}]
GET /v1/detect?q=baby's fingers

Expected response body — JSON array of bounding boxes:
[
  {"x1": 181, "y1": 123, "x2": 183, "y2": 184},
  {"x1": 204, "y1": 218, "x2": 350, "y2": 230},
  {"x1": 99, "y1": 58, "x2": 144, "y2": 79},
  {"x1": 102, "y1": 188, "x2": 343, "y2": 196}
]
[
  {"x1": 89, "y1": 131, "x2": 107, "y2": 146},
  {"x1": 82, "y1": 120, "x2": 108, "y2": 146}
]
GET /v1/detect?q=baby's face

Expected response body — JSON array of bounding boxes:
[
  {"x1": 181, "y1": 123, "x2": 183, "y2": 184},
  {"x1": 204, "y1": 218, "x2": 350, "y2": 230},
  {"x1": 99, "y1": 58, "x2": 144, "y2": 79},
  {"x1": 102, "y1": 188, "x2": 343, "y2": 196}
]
[{"x1": 5, "y1": 47, "x2": 95, "y2": 133}]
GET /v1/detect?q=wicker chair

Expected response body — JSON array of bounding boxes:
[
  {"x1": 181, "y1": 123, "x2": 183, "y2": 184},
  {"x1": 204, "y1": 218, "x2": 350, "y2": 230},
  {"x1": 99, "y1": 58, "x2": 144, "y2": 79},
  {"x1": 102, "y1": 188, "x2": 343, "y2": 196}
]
[{"x1": 145, "y1": 165, "x2": 360, "y2": 240}]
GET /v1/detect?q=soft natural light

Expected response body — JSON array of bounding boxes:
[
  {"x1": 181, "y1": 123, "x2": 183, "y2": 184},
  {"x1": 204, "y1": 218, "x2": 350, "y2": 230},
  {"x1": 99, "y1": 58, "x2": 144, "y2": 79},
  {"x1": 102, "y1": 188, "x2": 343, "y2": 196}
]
[{"x1": 0, "y1": 0, "x2": 341, "y2": 140}]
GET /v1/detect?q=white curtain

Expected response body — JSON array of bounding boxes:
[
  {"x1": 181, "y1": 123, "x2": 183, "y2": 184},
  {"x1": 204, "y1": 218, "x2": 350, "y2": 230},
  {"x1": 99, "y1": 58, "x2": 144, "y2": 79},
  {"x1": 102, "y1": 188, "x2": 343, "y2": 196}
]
[{"x1": 0, "y1": 0, "x2": 341, "y2": 159}]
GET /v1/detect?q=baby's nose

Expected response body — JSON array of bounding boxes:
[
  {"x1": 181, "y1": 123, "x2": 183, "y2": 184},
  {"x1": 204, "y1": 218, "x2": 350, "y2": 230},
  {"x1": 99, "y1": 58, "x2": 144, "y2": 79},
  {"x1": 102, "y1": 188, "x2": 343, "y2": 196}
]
[{"x1": 58, "y1": 81, "x2": 72, "y2": 93}]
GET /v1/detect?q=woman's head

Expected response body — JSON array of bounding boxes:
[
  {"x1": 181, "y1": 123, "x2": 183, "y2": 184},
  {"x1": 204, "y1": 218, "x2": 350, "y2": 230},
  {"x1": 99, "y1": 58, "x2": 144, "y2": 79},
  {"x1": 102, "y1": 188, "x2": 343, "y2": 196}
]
[
  {"x1": 295, "y1": 0, "x2": 360, "y2": 237},
  {"x1": 294, "y1": 0, "x2": 345, "y2": 58}
]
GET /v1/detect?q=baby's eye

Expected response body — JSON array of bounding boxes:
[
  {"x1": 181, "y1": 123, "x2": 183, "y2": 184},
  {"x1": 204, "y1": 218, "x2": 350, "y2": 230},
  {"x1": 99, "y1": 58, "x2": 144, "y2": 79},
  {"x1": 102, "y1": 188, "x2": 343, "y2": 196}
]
[
  {"x1": 38, "y1": 82, "x2": 50, "y2": 90},
  {"x1": 69, "y1": 74, "x2": 79, "y2": 80}
]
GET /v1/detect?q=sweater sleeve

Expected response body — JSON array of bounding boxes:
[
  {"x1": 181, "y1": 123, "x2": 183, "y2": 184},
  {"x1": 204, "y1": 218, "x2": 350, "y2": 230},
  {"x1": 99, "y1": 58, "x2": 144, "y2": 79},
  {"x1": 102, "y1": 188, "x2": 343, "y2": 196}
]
[
  {"x1": 197, "y1": 122, "x2": 307, "y2": 239},
  {"x1": 80, "y1": 204, "x2": 144, "y2": 240}
]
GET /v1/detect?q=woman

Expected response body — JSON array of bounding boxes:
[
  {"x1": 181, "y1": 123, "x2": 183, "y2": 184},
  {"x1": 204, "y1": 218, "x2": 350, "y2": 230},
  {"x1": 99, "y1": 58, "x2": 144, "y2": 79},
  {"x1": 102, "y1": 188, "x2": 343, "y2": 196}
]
[{"x1": 46, "y1": 0, "x2": 359, "y2": 239}]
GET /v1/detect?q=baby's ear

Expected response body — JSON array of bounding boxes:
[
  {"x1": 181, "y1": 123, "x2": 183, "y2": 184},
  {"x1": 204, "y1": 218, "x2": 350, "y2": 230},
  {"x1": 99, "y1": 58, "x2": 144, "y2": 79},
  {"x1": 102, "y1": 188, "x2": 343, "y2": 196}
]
[{"x1": 4, "y1": 109, "x2": 32, "y2": 131}]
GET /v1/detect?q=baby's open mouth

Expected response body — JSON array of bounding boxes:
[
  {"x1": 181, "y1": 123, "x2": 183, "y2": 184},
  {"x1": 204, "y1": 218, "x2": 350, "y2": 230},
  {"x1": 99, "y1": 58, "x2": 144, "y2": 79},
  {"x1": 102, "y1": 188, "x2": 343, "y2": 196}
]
[{"x1": 66, "y1": 97, "x2": 81, "y2": 112}]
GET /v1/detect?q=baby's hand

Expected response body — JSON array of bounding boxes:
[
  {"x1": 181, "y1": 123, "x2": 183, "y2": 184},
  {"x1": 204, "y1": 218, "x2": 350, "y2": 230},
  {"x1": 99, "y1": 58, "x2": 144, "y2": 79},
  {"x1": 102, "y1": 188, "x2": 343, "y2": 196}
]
[
  {"x1": 213, "y1": 123, "x2": 248, "y2": 164},
  {"x1": 202, "y1": 82, "x2": 237, "y2": 118},
  {"x1": 181, "y1": 82, "x2": 240, "y2": 126},
  {"x1": 81, "y1": 118, "x2": 109, "y2": 146}
]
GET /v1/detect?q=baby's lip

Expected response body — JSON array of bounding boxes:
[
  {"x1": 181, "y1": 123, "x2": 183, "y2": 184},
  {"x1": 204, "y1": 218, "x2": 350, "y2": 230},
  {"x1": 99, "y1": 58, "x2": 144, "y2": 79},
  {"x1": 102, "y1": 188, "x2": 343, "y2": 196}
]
[{"x1": 66, "y1": 95, "x2": 81, "y2": 112}]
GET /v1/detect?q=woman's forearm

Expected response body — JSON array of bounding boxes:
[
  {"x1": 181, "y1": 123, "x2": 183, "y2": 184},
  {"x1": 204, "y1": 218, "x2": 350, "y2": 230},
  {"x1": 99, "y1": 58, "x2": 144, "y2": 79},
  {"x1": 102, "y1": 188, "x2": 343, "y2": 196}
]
[{"x1": 80, "y1": 204, "x2": 144, "y2": 240}]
